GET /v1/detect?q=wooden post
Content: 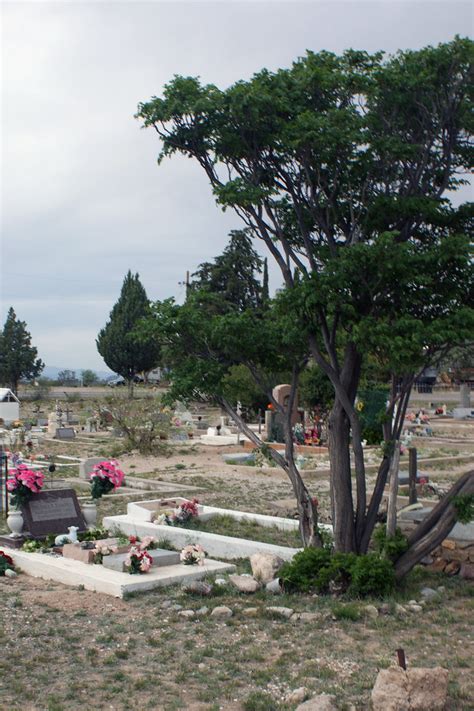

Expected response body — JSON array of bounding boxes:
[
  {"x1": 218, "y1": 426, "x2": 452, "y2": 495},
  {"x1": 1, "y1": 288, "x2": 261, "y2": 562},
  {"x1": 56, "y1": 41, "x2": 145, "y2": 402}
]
[
  {"x1": 408, "y1": 447, "x2": 418, "y2": 505},
  {"x1": 386, "y1": 441, "x2": 401, "y2": 537}
]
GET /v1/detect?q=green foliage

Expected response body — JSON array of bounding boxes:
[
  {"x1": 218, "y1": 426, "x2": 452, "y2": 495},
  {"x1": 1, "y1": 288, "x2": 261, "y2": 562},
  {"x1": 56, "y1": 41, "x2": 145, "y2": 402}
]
[
  {"x1": 96, "y1": 272, "x2": 160, "y2": 390},
  {"x1": 357, "y1": 389, "x2": 389, "y2": 445},
  {"x1": 242, "y1": 691, "x2": 279, "y2": 711},
  {"x1": 373, "y1": 525, "x2": 409, "y2": 561},
  {"x1": 279, "y1": 547, "x2": 395, "y2": 597},
  {"x1": 0, "y1": 307, "x2": 44, "y2": 393},
  {"x1": 349, "y1": 554, "x2": 395, "y2": 598},
  {"x1": 331, "y1": 602, "x2": 361, "y2": 621},
  {"x1": 77, "y1": 527, "x2": 109, "y2": 542},
  {"x1": 453, "y1": 494, "x2": 474, "y2": 524},
  {"x1": 299, "y1": 365, "x2": 334, "y2": 414},
  {"x1": 100, "y1": 396, "x2": 173, "y2": 455},
  {"x1": 81, "y1": 369, "x2": 100, "y2": 386}
]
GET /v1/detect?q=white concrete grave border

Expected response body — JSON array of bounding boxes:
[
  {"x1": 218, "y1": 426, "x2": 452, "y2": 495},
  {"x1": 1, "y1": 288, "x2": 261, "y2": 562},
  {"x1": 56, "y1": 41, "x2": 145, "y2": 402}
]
[{"x1": 103, "y1": 498, "x2": 333, "y2": 562}]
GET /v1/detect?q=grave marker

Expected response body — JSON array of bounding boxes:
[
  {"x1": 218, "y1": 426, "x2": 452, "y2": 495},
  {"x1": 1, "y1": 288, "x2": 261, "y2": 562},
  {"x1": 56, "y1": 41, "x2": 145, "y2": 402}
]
[
  {"x1": 21, "y1": 488, "x2": 86, "y2": 537},
  {"x1": 55, "y1": 427, "x2": 76, "y2": 440}
]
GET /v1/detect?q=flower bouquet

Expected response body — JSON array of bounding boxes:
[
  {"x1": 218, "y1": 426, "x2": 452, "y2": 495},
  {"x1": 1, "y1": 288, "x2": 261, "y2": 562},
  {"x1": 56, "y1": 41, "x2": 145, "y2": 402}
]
[
  {"x1": 180, "y1": 543, "x2": 206, "y2": 566},
  {"x1": 153, "y1": 499, "x2": 199, "y2": 527},
  {"x1": 89, "y1": 460, "x2": 125, "y2": 500},
  {"x1": 0, "y1": 551, "x2": 14, "y2": 576},
  {"x1": 124, "y1": 547, "x2": 152, "y2": 574},
  {"x1": 6, "y1": 463, "x2": 45, "y2": 508}
]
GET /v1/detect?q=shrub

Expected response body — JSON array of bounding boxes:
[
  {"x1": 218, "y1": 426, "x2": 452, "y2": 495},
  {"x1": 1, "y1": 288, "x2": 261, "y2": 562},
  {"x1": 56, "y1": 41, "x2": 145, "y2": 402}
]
[
  {"x1": 373, "y1": 525, "x2": 409, "y2": 561},
  {"x1": 331, "y1": 602, "x2": 361, "y2": 621},
  {"x1": 349, "y1": 554, "x2": 395, "y2": 598},
  {"x1": 279, "y1": 547, "x2": 331, "y2": 592}
]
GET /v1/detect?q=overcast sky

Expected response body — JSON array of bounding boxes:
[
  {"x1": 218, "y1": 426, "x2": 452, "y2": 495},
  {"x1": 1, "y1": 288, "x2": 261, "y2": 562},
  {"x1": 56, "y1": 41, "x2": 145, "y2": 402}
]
[{"x1": 1, "y1": 0, "x2": 472, "y2": 373}]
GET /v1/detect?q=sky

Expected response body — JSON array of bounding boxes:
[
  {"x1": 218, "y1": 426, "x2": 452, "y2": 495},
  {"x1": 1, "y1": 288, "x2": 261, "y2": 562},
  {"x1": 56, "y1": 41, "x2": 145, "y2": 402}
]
[{"x1": 1, "y1": 0, "x2": 472, "y2": 373}]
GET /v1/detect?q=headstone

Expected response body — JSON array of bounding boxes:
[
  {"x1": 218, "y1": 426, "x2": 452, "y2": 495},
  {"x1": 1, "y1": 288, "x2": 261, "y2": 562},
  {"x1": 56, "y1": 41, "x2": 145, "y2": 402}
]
[
  {"x1": 272, "y1": 384, "x2": 301, "y2": 427},
  {"x1": 55, "y1": 427, "x2": 76, "y2": 440},
  {"x1": 79, "y1": 457, "x2": 105, "y2": 481},
  {"x1": 460, "y1": 384, "x2": 471, "y2": 408},
  {"x1": 21, "y1": 488, "x2": 87, "y2": 537},
  {"x1": 102, "y1": 548, "x2": 181, "y2": 572}
]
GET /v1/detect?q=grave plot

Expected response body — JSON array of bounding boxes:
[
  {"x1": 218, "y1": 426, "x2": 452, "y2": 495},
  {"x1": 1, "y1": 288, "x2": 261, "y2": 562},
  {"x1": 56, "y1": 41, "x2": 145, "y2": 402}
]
[{"x1": 103, "y1": 497, "x2": 332, "y2": 560}]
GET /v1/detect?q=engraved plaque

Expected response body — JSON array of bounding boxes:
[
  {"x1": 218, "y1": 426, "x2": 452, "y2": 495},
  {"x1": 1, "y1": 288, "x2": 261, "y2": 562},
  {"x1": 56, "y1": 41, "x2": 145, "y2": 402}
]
[{"x1": 22, "y1": 489, "x2": 86, "y2": 537}]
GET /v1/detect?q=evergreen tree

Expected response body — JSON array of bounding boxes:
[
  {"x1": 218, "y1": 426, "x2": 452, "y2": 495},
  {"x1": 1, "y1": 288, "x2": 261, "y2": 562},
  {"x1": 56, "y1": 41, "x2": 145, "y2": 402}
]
[
  {"x1": 96, "y1": 272, "x2": 160, "y2": 396},
  {"x1": 0, "y1": 307, "x2": 44, "y2": 394},
  {"x1": 191, "y1": 230, "x2": 264, "y2": 311}
]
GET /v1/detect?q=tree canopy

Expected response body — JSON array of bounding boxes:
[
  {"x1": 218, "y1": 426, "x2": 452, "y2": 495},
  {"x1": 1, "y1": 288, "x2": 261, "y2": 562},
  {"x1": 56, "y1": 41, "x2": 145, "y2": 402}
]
[
  {"x1": 138, "y1": 39, "x2": 474, "y2": 573},
  {"x1": 0, "y1": 307, "x2": 44, "y2": 394},
  {"x1": 96, "y1": 272, "x2": 161, "y2": 395}
]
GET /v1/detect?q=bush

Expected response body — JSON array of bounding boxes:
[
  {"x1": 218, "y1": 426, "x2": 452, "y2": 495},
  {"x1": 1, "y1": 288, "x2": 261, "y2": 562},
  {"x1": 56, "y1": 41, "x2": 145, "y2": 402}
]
[
  {"x1": 279, "y1": 547, "x2": 395, "y2": 597},
  {"x1": 373, "y1": 525, "x2": 409, "y2": 561},
  {"x1": 349, "y1": 554, "x2": 395, "y2": 598}
]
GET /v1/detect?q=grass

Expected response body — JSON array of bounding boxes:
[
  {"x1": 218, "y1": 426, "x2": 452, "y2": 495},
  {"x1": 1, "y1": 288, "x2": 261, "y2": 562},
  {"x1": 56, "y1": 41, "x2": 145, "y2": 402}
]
[{"x1": 183, "y1": 514, "x2": 302, "y2": 548}]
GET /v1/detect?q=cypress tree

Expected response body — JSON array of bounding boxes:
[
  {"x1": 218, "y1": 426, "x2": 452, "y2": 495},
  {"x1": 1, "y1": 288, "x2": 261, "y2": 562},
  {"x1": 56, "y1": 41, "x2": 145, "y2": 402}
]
[
  {"x1": 96, "y1": 272, "x2": 160, "y2": 396},
  {"x1": 0, "y1": 307, "x2": 44, "y2": 394}
]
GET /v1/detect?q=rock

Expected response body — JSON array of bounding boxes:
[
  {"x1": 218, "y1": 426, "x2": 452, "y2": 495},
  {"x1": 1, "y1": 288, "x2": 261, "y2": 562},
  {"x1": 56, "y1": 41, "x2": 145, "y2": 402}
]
[
  {"x1": 210, "y1": 605, "x2": 233, "y2": 619},
  {"x1": 170, "y1": 604, "x2": 183, "y2": 611},
  {"x1": 4, "y1": 569, "x2": 17, "y2": 578},
  {"x1": 407, "y1": 604, "x2": 423, "y2": 613},
  {"x1": 293, "y1": 611, "x2": 320, "y2": 622},
  {"x1": 420, "y1": 587, "x2": 438, "y2": 600},
  {"x1": 266, "y1": 578, "x2": 283, "y2": 594},
  {"x1": 445, "y1": 561, "x2": 460, "y2": 576},
  {"x1": 364, "y1": 605, "x2": 379, "y2": 620},
  {"x1": 214, "y1": 577, "x2": 227, "y2": 586},
  {"x1": 178, "y1": 610, "x2": 195, "y2": 619},
  {"x1": 196, "y1": 606, "x2": 209, "y2": 616},
  {"x1": 420, "y1": 555, "x2": 434, "y2": 565},
  {"x1": 295, "y1": 693, "x2": 338, "y2": 710},
  {"x1": 161, "y1": 600, "x2": 173, "y2": 609},
  {"x1": 182, "y1": 581, "x2": 213, "y2": 596},
  {"x1": 266, "y1": 606, "x2": 294, "y2": 619},
  {"x1": 429, "y1": 558, "x2": 446, "y2": 573},
  {"x1": 379, "y1": 603, "x2": 391, "y2": 615},
  {"x1": 242, "y1": 607, "x2": 259, "y2": 617},
  {"x1": 395, "y1": 604, "x2": 407, "y2": 615},
  {"x1": 229, "y1": 574, "x2": 260, "y2": 593},
  {"x1": 460, "y1": 562, "x2": 474, "y2": 580},
  {"x1": 371, "y1": 666, "x2": 448, "y2": 711},
  {"x1": 250, "y1": 552, "x2": 284, "y2": 584},
  {"x1": 285, "y1": 687, "x2": 307, "y2": 705},
  {"x1": 437, "y1": 586, "x2": 445, "y2": 593}
]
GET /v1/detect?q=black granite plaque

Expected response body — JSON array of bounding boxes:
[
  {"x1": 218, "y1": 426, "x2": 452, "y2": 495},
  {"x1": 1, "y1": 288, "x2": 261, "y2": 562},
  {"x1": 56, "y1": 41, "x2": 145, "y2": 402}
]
[
  {"x1": 21, "y1": 489, "x2": 86, "y2": 537},
  {"x1": 55, "y1": 427, "x2": 76, "y2": 440}
]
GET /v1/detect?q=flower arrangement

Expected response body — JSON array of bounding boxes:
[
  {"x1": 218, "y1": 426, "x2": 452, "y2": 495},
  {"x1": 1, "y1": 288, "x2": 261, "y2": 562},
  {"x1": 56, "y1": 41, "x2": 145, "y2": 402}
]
[
  {"x1": 293, "y1": 423, "x2": 305, "y2": 445},
  {"x1": 180, "y1": 543, "x2": 206, "y2": 565},
  {"x1": 6, "y1": 464, "x2": 45, "y2": 508},
  {"x1": 0, "y1": 551, "x2": 14, "y2": 576},
  {"x1": 154, "y1": 499, "x2": 199, "y2": 527},
  {"x1": 89, "y1": 460, "x2": 125, "y2": 500},
  {"x1": 124, "y1": 547, "x2": 152, "y2": 574},
  {"x1": 128, "y1": 535, "x2": 157, "y2": 550}
]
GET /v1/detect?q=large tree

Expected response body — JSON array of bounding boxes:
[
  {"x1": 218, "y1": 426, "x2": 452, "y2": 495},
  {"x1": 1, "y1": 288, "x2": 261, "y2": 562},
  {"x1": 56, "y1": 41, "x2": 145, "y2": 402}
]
[
  {"x1": 0, "y1": 307, "x2": 44, "y2": 394},
  {"x1": 138, "y1": 39, "x2": 474, "y2": 576},
  {"x1": 97, "y1": 272, "x2": 161, "y2": 396}
]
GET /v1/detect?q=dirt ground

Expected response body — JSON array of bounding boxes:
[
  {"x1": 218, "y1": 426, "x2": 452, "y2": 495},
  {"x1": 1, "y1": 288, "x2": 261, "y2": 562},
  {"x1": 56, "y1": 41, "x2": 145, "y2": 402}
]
[{"x1": 1, "y1": 399, "x2": 473, "y2": 710}]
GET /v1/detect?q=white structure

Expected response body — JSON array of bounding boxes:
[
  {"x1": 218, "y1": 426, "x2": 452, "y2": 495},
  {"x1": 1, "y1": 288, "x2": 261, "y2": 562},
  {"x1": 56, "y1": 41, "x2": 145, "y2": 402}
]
[{"x1": 0, "y1": 389, "x2": 20, "y2": 424}]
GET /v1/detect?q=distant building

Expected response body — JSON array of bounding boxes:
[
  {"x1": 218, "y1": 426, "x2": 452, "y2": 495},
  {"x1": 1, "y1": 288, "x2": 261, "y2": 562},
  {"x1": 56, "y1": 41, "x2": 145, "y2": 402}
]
[{"x1": 0, "y1": 389, "x2": 20, "y2": 425}]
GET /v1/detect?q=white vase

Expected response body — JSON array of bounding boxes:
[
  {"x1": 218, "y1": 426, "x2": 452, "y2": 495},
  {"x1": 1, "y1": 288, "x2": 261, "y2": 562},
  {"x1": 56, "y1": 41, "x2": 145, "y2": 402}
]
[
  {"x1": 82, "y1": 502, "x2": 97, "y2": 530},
  {"x1": 7, "y1": 508, "x2": 24, "y2": 538}
]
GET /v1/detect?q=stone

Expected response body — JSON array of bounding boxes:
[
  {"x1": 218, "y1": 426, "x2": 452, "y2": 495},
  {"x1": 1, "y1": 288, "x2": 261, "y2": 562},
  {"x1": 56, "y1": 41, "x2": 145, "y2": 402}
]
[
  {"x1": 266, "y1": 578, "x2": 283, "y2": 594},
  {"x1": 4, "y1": 568, "x2": 17, "y2": 578},
  {"x1": 371, "y1": 666, "x2": 448, "y2": 711},
  {"x1": 178, "y1": 609, "x2": 195, "y2": 619},
  {"x1": 79, "y1": 457, "x2": 106, "y2": 481},
  {"x1": 395, "y1": 604, "x2": 407, "y2": 615},
  {"x1": 102, "y1": 548, "x2": 180, "y2": 572},
  {"x1": 285, "y1": 687, "x2": 307, "y2": 705},
  {"x1": 210, "y1": 605, "x2": 233, "y2": 619},
  {"x1": 214, "y1": 577, "x2": 227, "y2": 586},
  {"x1": 242, "y1": 607, "x2": 259, "y2": 617},
  {"x1": 460, "y1": 562, "x2": 474, "y2": 580},
  {"x1": 21, "y1": 488, "x2": 86, "y2": 537},
  {"x1": 62, "y1": 543, "x2": 97, "y2": 564},
  {"x1": 379, "y1": 603, "x2": 391, "y2": 615},
  {"x1": 266, "y1": 606, "x2": 294, "y2": 619},
  {"x1": 420, "y1": 587, "x2": 438, "y2": 600},
  {"x1": 429, "y1": 558, "x2": 446, "y2": 573},
  {"x1": 364, "y1": 604, "x2": 379, "y2": 619},
  {"x1": 196, "y1": 606, "x2": 209, "y2": 616},
  {"x1": 182, "y1": 580, "x2": 213, "y2": 596},
  {"x1": 293, "y1": 612, "x2": 319, "y2": 622},
  {"x1": 441, "y1": 539, "x2": 456, "y2": 550},
  {"x1": 229, "y1": 574, "x2": 260, "y2": 593},
  {"x1": 295, "y1": 694, "x2": 338, "y2": 710},
  {"x1": 55, "y1": 427, "x2": 76, "y2": 440},
  {"x1": 444, "y1": 560, "x2": 460, "y2": 576},
  {"x1": 250, "y1": 552, "x2": 284, "y2": 584},
  {"x1": 437, "y1": 586, "x2": 445, "y2": 593},
  {"x1": 408, "y1": 604, "x2": 423, "y2": 613}
]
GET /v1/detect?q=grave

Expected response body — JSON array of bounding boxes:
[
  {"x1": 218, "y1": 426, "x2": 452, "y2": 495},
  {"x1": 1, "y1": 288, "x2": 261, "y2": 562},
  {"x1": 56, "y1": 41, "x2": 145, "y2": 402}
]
[
  {"x1": 79, "y1": 456, "x2": 106, "y2": 481},
  {"x1": 102, "y1": 548, "x2": 181, "y2": 572},
  {"x1": 9, "y1": 549, "x2": 236, "y2": 598},
  {"x1": 55, "y1": 427, "x2": 76, "y2": 440}
]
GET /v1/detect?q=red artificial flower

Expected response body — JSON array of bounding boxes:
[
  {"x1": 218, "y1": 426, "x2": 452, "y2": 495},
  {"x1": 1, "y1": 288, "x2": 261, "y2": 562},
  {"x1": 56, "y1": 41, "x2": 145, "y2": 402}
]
[
  {"x1": 0, "y1": 551, "x2": 13, "y2": 566},
  {"x1": 129, "y1": 535, "x2": 138, "y2": 545}
]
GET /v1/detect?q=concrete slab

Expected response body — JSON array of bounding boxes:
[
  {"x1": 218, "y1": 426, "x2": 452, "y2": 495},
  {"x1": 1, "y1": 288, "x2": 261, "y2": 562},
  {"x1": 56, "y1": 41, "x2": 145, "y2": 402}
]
[
  {"x1": 102, "y1": 549, "x2": 181, "y2": 572},
  {"x1": 11, "y1": 550, "x2": 235, "y2": 598}
]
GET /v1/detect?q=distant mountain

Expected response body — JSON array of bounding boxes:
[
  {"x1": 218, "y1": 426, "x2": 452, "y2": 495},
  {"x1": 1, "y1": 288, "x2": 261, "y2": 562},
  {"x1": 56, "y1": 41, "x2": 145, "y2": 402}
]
[{"x1": 42, "y1": 366, "x2": 113, "y2": 381}]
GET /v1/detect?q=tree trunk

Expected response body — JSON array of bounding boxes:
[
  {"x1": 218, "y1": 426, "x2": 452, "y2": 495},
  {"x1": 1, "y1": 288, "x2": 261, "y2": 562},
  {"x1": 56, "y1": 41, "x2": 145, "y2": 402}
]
[
  {"x1": 386, "y1": 442, "x2": 401, "y2": 537},
  {"x1": 328, "y1": 399, "x2": 356, "y2": 552},
  {"x1": 394, "y1": 470, "x2": 474, "y2": 580}
]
